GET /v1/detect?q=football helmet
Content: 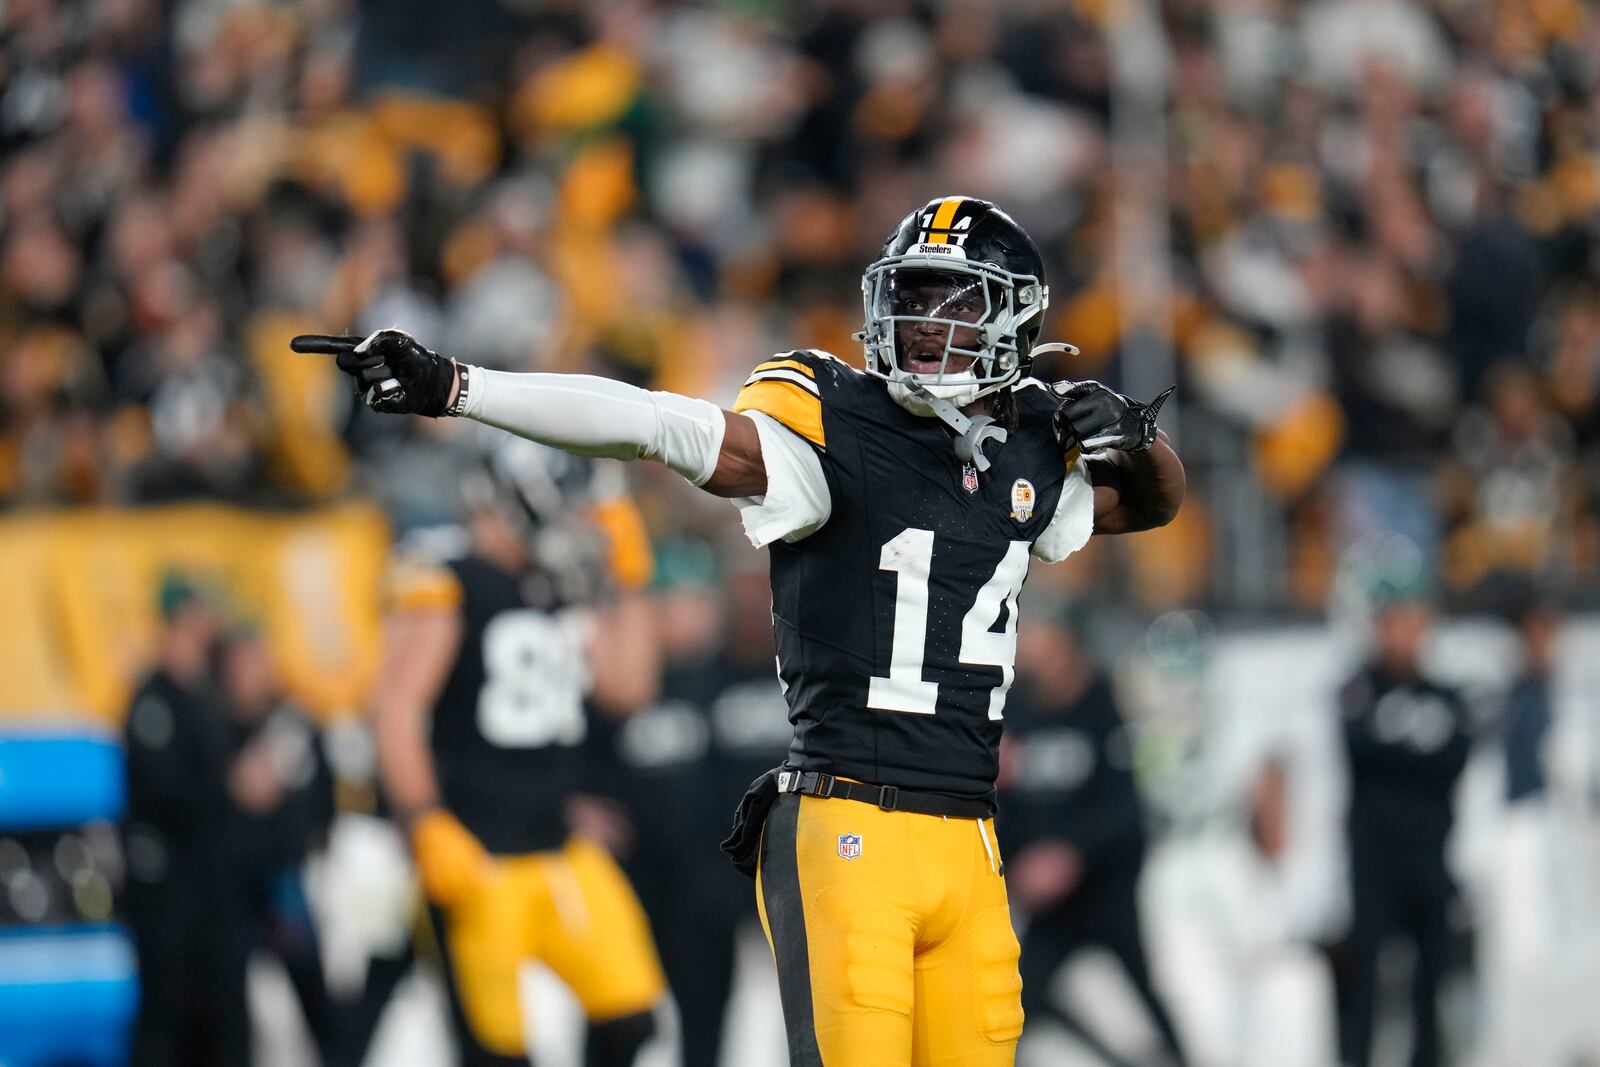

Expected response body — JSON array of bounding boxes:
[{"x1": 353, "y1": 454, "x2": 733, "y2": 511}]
[
  {"x1": 859, "y1": 196, "x2": 1049, "y2": 414},
  {"x1": 462, "y1": 430, "x2": 618, "y2": 597}
]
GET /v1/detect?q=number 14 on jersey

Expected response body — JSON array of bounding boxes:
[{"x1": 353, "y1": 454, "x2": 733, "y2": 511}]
[{"x1": 868, "y1": 528, "x2": 1031, "y2": 720}]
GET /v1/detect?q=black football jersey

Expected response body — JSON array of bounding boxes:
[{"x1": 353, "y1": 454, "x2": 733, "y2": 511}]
[
  {"x1": 406, "y1": 554, "x2": 590, "y2": 853},
  {"x1": 732, "y1": 350, "x2": 1083, "y2": 801},
  {"x1": 1339, "y1": 663, "x2": 1472, "y2": 838},
  {"x1": 586, "y1": 653, "x2": 792, "y2": 908},
  {"x1": 996, "y1": 675, "x2": 1146, "y2": 873}
]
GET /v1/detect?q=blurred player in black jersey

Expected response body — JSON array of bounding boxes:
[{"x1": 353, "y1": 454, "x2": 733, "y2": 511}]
[
  {"x1": 1332, "y1": 575, "x2": 1475, "y2": 1067},
  {"x1": 579, "y1": 543, "x2": 722, "y2": 988},
  {"x1": 687, "y1": 561, "x2": 801, "y2": 1063},
  {"x1": 590, "y1": 547, "x2": 793, "y2": 1067},
  {"x1": 999, "y1": 607, "x2": 1187, "y2": 1067},
  {"x1": 368, "y1": 437, "x2": 666, "y2": 1067},
  {"x1": 298, "y1": 194, "x2": 1186, "y2": 1066}
]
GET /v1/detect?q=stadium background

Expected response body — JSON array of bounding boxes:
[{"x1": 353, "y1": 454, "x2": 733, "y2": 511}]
[{"x1": 1, "y1": 0, "x2": 1598, "y2": 1064}]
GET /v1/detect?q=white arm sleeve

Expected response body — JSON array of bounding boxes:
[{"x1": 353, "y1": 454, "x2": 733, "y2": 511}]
[
  {"x1": 1031, "y1": 456, "x2": 1096, "y2": 562},
  {"x1": 460, "y1": 367, "x2": 726, "y2": 486},
  {"x1": 733, "y1": 412, "x2": 832, "y2": 547}
]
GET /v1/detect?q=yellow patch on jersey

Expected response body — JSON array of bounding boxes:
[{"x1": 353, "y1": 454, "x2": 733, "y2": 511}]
[
  {"x1": 733, "y1": 379, "x2": 826, "y2": 448},
  {"x1": 387, "y1": 559, "x2": 463, "y2": 612},
  {"x1": 925, "y1": 196, "x2": 964, "y2": 243},
  {"x1": 749, "y1": 358, "x2": 816, "y2": 380}
]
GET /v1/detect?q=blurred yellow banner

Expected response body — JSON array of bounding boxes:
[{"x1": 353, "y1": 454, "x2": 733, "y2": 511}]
[{"x1": 0, "y1": 504, "x2": 389, "y2": 724}]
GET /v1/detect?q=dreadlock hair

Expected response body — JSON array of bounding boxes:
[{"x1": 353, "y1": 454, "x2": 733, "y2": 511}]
[{"x1": 993, "y1": 382, "x2": 1019, "y2": 434}]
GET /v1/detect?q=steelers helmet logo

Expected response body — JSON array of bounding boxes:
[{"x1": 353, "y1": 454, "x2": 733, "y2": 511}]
[{"x1": 916, "y1": 198, "x2": 975, "y2": 246}]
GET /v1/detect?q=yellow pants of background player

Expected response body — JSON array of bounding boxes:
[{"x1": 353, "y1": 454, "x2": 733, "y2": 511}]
[
  {"x1": 757, "y1": 793, "x2": 1024, "y2": 1067},
  {"x1": 433, "y1": 836, "x2": 665, "y2": 1056}
]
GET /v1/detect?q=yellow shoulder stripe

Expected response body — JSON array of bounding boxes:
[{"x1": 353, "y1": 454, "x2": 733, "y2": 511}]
[
  {"x1": 388, "y1": 563, "x2": 463, "y2": 612},
  {"x1": 732, "y1": 379, "x2": 825, "y2": 448},
  {"x1": 751, "y1": 358, "x2": 816, "y2": 379}
]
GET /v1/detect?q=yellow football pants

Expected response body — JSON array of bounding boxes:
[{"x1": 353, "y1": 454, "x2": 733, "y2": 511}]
[
  {"x1": 432, "y1": 836, "x2": 666, "y2": 1057},
  {"x1": 757, "y1": 793, "x2": 1024, "y2": 1067}
]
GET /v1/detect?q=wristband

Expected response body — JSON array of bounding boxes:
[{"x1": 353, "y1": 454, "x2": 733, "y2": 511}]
[{"x1": 445, "y1": 362, "x2": 471, "y2": 417}]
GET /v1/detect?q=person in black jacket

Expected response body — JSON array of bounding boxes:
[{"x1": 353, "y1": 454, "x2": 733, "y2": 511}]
[
  {"x1": 999, "y1": 607, "x2": 1187, "y2": 1067},
  {"x1": 122, "y1": 574, "x2": 250, "y2": 1067},
  {"x1": 219, "y1": 625, "x2": 339, "y2": 1062},
  {"x1": 1332, "y1": 579, "x2": 1475, "y2": 1067},
  {"x1": 666, "y1": 560, "x2": 794, "y2": 1067},
  {"x1": 585, "y1": 548, "x2": 793, "y2": 1067}
]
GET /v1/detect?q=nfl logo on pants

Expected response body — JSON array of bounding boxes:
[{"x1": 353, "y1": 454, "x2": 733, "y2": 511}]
[{"x1": 837, "y1": 833, "x2": 862, "y2": 860}]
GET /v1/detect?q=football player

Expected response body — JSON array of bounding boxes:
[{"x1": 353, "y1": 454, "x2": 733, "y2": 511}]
[
  {"x1": 368, "y1": 438, "x2": 666, "y2": 1067},
  {"x1": 296, "y1": 195, "x2": 1185, "y2": 1066}
]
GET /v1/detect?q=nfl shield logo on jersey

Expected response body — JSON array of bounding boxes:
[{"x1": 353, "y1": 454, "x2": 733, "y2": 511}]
[
  {"x1": 1009, "y1": 479, "x2": 1036, "y2": 521},
  {"x1": 962, "y1": 463, "x2": 980, "y2": 494},
  {"x1": 837, "y1": 833, "x2": 863, "y2": 860}
]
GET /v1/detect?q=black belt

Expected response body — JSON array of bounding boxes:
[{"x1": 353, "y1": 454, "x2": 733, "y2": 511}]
[{"x1": 775, "y1": 770, "x2": 993, "y2": 820}]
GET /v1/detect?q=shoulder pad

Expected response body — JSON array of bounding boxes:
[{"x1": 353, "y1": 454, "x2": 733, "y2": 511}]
[
  {"x1": 799, "y1": 348, "x2": 855, "y2": 370},
  {"x1": 387, "y1": 554, "x2": 463, "y2": 612},
  {"x1": 753, "y1": 349, "x2": 855, "y2": 377},
  {"x1": 731, "y1": 351, "x2": 831, "y2": 448}
]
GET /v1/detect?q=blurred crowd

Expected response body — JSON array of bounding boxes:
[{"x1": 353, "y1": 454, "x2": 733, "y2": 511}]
[{"x1": 2, "y1": 0, "x2": 1599, "y2": 614}]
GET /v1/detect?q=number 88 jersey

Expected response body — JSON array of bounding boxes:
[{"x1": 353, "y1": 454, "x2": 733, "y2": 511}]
[
  {"x1": 730, "y1": 350, "x2": 1097, "y2": 803},
  {"x1": 391, "y1": 554, "x2": 591, "y2": 853}
]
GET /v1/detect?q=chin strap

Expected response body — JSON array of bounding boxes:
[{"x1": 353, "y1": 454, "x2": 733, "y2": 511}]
[{"x1": 906, "y1": 382, "x2": 1009, "y2": 472}]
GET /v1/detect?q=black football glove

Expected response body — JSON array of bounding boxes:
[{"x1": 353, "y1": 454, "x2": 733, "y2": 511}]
[
  {"x1": 290, "y1": 329, "x2": 457, "y2": 417},
  {"x1": 1051, "y1": 380, "x2": 1174, "y2": 453}
]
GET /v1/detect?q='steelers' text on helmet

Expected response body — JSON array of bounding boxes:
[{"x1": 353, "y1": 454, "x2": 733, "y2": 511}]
[{"x1": 860, "y1": 196, "x2": 1049, "y2": 414}]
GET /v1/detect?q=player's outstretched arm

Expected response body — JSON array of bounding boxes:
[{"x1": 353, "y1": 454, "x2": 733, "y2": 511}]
[
  {"x1": 369, "y1": 600, "x2": 496, "y2": 904},
  {"x1": 701, "y1": 409, "x2": 766, "y2": 496},
  {"x1": 291, "y1": 330, "x2": 768, "y2": 498},
  {"x1": 1052, "y1": 381, "x2": 1186, "y2": 534},
  {"x1": 369, "y1": 605, "x2": 460, "y2": 824}
]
